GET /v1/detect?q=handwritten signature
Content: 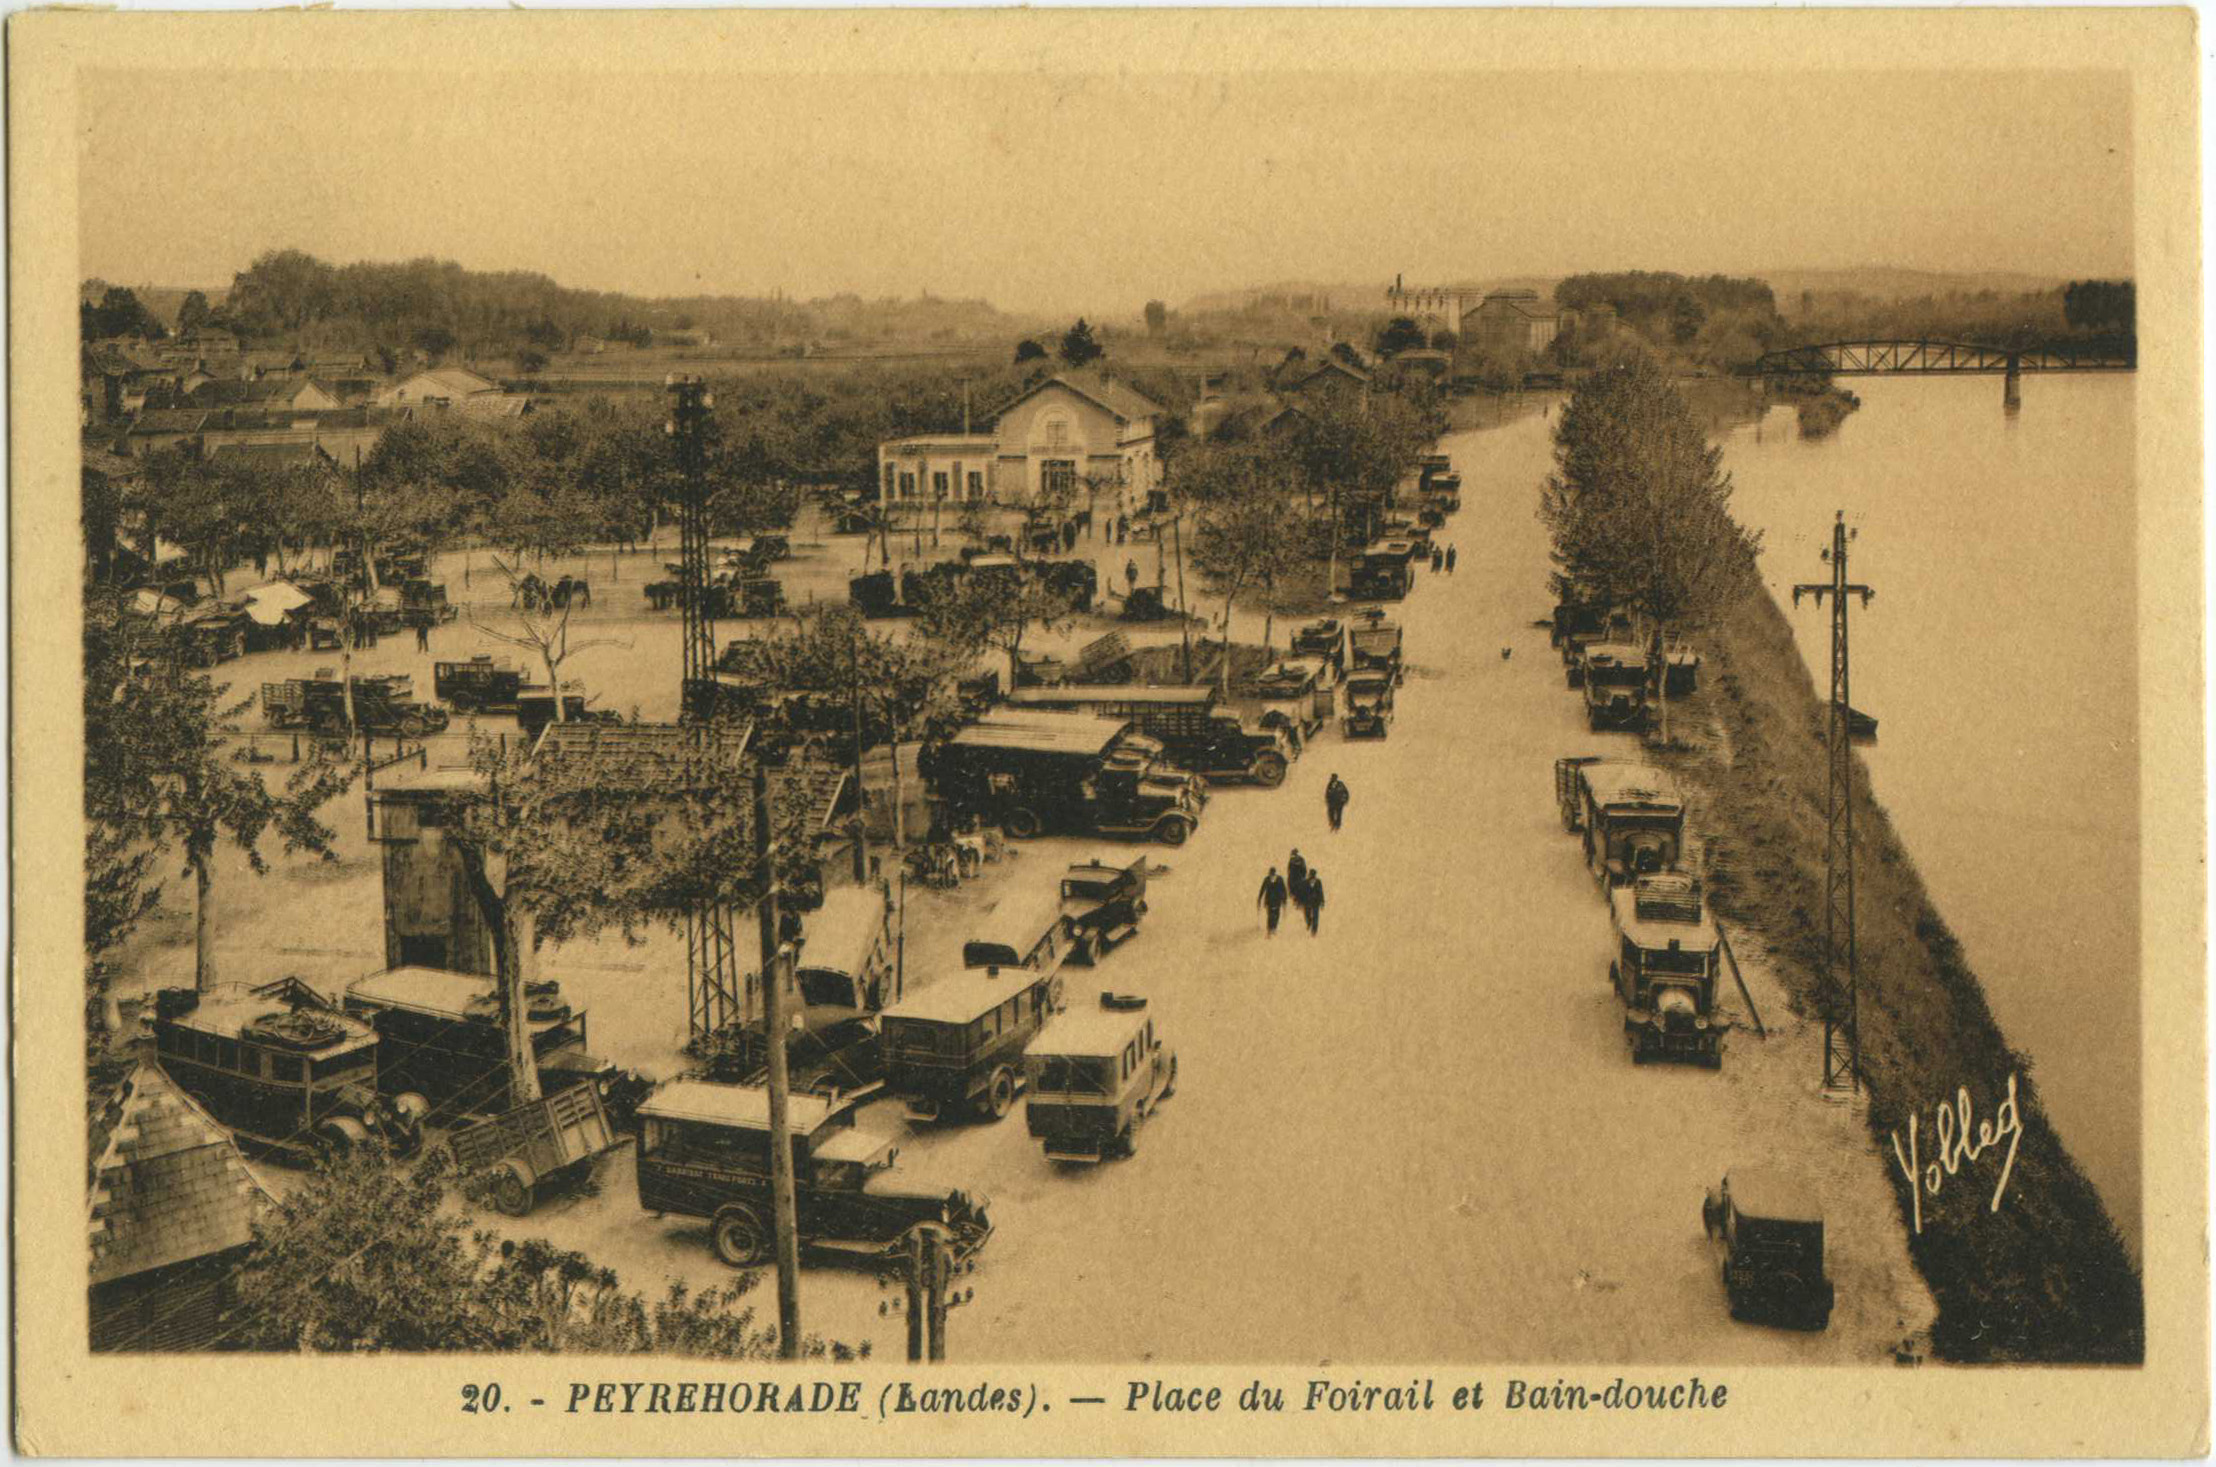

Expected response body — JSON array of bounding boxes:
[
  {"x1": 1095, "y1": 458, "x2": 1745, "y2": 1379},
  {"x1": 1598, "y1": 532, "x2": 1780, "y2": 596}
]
[{"x1": 1888, "y1": 1072, "x2": 2023, "y2": 1234}]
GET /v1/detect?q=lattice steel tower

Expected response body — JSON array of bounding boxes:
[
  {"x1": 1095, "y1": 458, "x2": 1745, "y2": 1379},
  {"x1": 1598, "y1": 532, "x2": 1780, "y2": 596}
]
[
  {"x1": 1793, "y1": 511, "x2": 1875, "y2": 1094},
  {"x1": 666, "y1": 375, "x2": 747, "y2": 1036}
]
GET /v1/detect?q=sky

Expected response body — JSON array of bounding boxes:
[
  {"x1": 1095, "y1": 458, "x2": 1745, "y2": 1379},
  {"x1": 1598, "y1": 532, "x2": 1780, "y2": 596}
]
[{"x1": 77, "y1": 66, "x2": 2134, "y2": 319}]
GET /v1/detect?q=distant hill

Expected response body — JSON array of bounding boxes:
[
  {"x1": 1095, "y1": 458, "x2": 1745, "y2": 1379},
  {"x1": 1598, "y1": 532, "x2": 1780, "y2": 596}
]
[{"x1": 1180, "y1": 275, "x2": 1568, "y2": 317}]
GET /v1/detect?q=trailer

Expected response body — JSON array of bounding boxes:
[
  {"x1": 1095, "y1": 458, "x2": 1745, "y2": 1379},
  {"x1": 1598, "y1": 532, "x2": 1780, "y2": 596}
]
[{"x1": 449, "y1": 1082, "x2": 621, "y2": 1217}]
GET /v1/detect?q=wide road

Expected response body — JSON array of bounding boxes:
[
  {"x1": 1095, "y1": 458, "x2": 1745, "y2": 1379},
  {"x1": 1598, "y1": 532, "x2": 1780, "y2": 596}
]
[{"x1": 524, "y1": 407, "x2": 1933, "y2": 1363}]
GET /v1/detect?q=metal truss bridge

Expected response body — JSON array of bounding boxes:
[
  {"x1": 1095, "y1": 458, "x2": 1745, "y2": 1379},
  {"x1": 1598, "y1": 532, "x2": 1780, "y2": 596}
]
[{"x1": 1751, "y1": 340, "x2": 2136, "y2": 377}]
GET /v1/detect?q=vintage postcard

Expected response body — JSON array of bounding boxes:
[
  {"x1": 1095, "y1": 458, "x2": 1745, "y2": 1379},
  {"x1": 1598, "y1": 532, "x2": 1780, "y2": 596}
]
[{"x1": 10, "y1": 8, "x2": 2205, "y2": 1458}]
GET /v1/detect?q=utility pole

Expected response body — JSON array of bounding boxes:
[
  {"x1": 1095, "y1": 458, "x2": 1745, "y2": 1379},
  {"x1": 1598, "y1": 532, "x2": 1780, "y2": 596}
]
[
  {"x1": 670, "y1": 376, "x2": 744, "y2": 1037},
  {"x1": 1792, "y1": 511, "x2": 1876, "y2": 1095},
  {"x1": 1171, "y1": 510, "x2": 1192, "y2": 684},
  {"x1": 751, "y1": 763, "x2": 802, "y2": 1358},
  {"x1": 848, "y1": 634, "x2": 868, "y2": 882}
]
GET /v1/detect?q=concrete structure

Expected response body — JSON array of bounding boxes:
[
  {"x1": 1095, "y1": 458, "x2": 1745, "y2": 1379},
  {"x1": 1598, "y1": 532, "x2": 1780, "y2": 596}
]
[{"x1": 877, "y1": 372, "x2": 1165, "y2": 511}]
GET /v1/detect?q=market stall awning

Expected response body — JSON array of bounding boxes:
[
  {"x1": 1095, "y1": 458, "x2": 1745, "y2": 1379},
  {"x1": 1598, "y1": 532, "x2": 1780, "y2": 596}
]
[{"x1": 241, "y1": 582, "x2": 315, "y2": 624}]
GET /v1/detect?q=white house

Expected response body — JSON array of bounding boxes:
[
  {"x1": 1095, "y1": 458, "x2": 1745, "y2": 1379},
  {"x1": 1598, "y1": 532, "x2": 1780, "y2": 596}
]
[
  {"x1": 374, "y1": 367, "x2": 501, "y2": 408},
  {"x1": 876, "y1": 372, "x2": 1165, "y2": 512}
]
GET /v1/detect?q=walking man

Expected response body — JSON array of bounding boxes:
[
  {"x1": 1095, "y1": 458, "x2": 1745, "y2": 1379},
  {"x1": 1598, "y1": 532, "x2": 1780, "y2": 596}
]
[
  {"x1": 1445, "y1": 545, "x2": 1458, "y2": 574},
  {"x1": 1287, "y1": 847, "x2": 1308, "y2": 896},
  {"x1": 1257, "y1": 866, "x2": 1289, "y2": 937},
  {"x1": 412, "y1": 610, "x2": 432, "y2": 653},
  {"x1": 1299, "y1": 867, "x2": 1325, "y2": 935},
  {"x1": 1431, "y1": 547, "x2": 1444, "y2": 573},
  {"x1": 1325, "y1": 772, "x2": 1350, "y2": 833},
  {"x1": 1125, "y1": 558, "x2": 1140, "y2": 595}
]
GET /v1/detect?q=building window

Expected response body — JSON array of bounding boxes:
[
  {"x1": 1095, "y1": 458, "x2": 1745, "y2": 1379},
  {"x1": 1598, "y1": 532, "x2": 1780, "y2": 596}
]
[
  {"x1": 932, "y1": 471, "x2": 949, "y2": 499},
  {"x1": 882, "y1": 463, "x2": 896, "y2": 497},
  {"x1": 898, "y1": 472, "x2": 916, "y2": 499},
  {"x1": 967, "y1": 471, "x2": 983, "y2": 498},
  {"x1": 1042, "y1": 460, "x2": 1077, "y2": 500}
]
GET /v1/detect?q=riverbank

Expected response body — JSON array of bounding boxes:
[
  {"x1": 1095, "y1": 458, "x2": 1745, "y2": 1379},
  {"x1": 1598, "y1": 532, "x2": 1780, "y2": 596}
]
[{"x1": 1655, "y1": 584, "x2": 2143, "y2": 1362}]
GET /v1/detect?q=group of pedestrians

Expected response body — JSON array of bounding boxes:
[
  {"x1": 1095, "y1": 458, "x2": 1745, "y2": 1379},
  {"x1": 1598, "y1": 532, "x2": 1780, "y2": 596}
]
[
  {"x1": 1257, "y1": 849, "x2": 1326, "y2": 937},
  {"x1": 1256, "y1": 773, "x2": 1354, "y2": 937},
  {"x1": 1429, "y1": 544, "x2": 1457, "y2": 575}
]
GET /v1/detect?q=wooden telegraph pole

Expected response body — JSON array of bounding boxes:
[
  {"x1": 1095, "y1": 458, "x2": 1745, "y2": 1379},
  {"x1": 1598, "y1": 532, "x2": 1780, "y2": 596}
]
[
  {"x1": 1792, "y1": 511, "x2": 1876, "y2": 1095},
  {"x1": 751, "y1": 763, "x2": 803, "y2": 1357}
]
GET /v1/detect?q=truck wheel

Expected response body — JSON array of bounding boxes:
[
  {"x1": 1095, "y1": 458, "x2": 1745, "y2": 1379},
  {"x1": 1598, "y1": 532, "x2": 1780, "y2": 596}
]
[
  {"x1": 711, "y1": 1206, "x2": 770, "y2": 1267},
  {"x1": 1154, "y1": 817, "x2": 1191, "y2": 848},
  {"x1": 1249, "y1": 751, "x2": 1288, "y2": 788},
  {"x1": 1075, "y1": 931, "x2": 1100, "y2": 966},
  {"x1": 489, "y1": 1163, "x2": 535, "y2": 1218},
  {"x1": 1003, "y1": 808, "x2": 1042, "y2": 840},
  {"x1": 400, "y1": 714, "x2": 428, "y2": 737},
  {"x1": 985, "y1": 1066, "x2": 1016, "y2": 1120},
  {"x1": 1162, "y1": 1056, "x2": 1178, "y2": 1099},
  {"x1": 313, "y1": 1116, "x2": 371, "y2": 1161}
]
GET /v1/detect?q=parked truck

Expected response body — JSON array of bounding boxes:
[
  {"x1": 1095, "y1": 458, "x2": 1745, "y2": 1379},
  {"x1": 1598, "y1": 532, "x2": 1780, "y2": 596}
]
[
  {"x1": 262, "y1": 673, "x2": 451, "y2": 737},
  {"x1": 922, "y1": 711, "x2": 1203, "y2": 845},
  {"x1": 1002, "y1": 685, "x2": 1292, "y2": 787}
]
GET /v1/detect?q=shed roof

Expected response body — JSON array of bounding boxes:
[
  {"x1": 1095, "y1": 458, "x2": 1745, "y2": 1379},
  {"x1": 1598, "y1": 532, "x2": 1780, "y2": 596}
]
[
  {"x1": 1028, "y1": 995, "x2": 1154, "y2": 1058},
  {"x1": 88, "y1": 1063, "x2": 268, "y2": 1287},
  {"x1": 637, "y1": 1080, "x2": 840, "y2": 1134},
  {"x1": 1726, "y1": 1166, "x2": 1824, "y2": 1224}
]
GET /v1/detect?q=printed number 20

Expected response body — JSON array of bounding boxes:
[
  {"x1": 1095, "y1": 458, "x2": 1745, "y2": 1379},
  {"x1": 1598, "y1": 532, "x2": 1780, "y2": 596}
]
[{"x1": 462, "y1": 1383, "x2": 503, "y2": 1414}]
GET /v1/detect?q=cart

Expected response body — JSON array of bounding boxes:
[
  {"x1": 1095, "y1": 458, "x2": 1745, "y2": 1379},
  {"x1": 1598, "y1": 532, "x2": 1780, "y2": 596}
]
[{"x1": 449, "y1": 1081, "x2": 620, "y2": 1217}]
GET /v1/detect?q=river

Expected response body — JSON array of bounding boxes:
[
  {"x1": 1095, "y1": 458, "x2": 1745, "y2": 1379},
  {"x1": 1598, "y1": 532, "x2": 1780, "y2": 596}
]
[{"x1": 1720, "y1": 373, "x2": 2141, "y2": 1257}]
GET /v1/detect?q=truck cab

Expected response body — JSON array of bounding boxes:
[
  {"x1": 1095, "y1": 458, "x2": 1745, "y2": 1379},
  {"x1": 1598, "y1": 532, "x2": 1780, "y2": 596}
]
[
  {"x1": 1579, "y1": 642, "x2": 1652, "y2": 731},
  {"x1": 636, "y1": 1081, "x2": 992, "y2": 1268},
  {"x1": 1058, "y1": 857, "x2": 1149, "y2": 963},
  {"x1": 1024, "y1": 993, "x2": 1177, "y2": 1164},
  {"x1": 1609, "y1": 872, "x2": 1724, "y2": 1066},
  {"x1": 434, "y1": 655, "x2": 523, "y2": 713},
  {"x1": 1704, "y1": 1168, "x2": 1834, "y2": 1329},
  {"x1": 1341, "y1": 671, "x2": 1396, "y2": 737},
  {"x1": 342, "y1": 966, "x2": 620, "y2": 1124}
]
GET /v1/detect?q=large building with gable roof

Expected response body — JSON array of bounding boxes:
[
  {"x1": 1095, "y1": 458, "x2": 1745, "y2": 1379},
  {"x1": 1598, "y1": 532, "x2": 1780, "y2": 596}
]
[{"x1": 875, "y1": 371, "x2": 1165, "y2": 513}]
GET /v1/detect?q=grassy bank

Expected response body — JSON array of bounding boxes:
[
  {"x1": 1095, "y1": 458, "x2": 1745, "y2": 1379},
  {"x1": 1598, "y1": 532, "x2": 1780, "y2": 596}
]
[{"x1": 1659, "y1": 586, "x2": 2143, "y2": 1363}]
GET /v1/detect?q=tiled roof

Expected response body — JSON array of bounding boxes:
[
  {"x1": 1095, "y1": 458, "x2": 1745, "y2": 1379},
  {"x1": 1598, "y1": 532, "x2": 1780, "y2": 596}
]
[
  {"x1": 452, "y1": 393, "x2": 531, "y2": 419},
  {"x1": 88, "y1": 1063, "x2": 267, "y2": 1287},
  {"x1": 209, "y1": 441, "x2": 332, "y2": 469},
  {"x1": 188, "y1": 378, "x2": 295, "y2": 407},
  {"x1": 533, "y1": 720, "x2": 756, "y2": 782},
  {"x1": 129, "y1": 410, "x2": 210, "y2": 436},
  {"x1": 993, "y1": 372, "x2": 1164, "y2": 426}
]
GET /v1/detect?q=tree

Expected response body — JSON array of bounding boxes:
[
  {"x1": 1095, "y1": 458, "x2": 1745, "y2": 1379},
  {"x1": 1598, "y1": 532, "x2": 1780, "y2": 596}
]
[
  {"x1": 177, "y1": 290, "x2": 212, "y2": 333},
  {"x1": 1537, "y1": 358, "x2": 1761, "y2": 743},
  {"x1": 917, "y1": 570, "x2": 1076, "y2": 689},
  {"x1": 716, "y1": 605, "x2": 966, "y2": 851},
  {"x1": 1375, "y1": 316, "x2": 1426, "y2": 355},
  {"x1": 413, "y1": 325, "x2": 458, "y2": 360},
  {"x1": 1183, "y1": 444, "x2": 1308, "y2": 687},
  {"x1": 1669, "y1": 294, "x2": 1706, "y2": 346},
  {"x1": 232, "y1": 1149, "x2": 866, "y2": 1356},
  {"x1": 1144, "y1": 300, "x2": 1168, "y2": 336},
  {"x1": 517, "y1": 348, "x2": 550, "y2": 376},
  {"x1": 1013, "y1": 339, "x2": 1048, "y2": 365},
  {"x1": 1058, "y1": 319, "x2": 1104, "y2": 367},
  {"x1": 83, "y1": 287, "x2": 167, "y2": 341},
  {"x1": 84, "y1": 591, "x2": 355, "y2": 994}
]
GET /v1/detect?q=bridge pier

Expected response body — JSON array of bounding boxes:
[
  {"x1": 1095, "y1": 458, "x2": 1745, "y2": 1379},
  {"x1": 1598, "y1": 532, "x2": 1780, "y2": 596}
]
[{"x1": 2003, "y1": 353, "x2": 2022, "y2": 412}]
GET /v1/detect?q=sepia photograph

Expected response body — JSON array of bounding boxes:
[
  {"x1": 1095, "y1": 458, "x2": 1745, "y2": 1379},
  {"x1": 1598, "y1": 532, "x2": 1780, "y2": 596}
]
[{"x1": 11, "y1": 8, "x2": 2205, "y2": 1457}]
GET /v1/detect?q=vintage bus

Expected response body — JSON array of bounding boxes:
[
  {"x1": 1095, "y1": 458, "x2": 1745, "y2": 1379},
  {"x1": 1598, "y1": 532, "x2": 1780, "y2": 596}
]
[
  {"x1": 342, "y1": 966, "x2": 619, "y2": 1124},
  {"x1": 1023, "y1": 992, "x2": 1177, "y2": 1164}
]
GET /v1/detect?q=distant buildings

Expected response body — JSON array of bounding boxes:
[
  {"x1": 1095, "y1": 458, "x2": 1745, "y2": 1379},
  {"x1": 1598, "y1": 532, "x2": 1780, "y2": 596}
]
[
  {"x1": 876, "y1": 372, "x2": 1165, "y2": 511},
  {"x1": 1465, "y1": 290, "x2": 1562, "y2": 358},
  {"x1": 374, "y1": 367, "x2": 501, "y2": 408}
]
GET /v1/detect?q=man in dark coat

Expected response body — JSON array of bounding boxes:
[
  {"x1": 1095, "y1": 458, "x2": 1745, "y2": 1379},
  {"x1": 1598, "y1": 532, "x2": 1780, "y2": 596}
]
[
  {"x1": 1287, "y1": 848, "x2": 1308, "y2": 896},
  {"x1": 1125, "y1": 558, "x2": 1140, "y2": 594},
  {"x1": 1298, "y1": 867, "x2": 1326, "y2": 935},
  {"x1": 1431, "y1": 547, "x2": 1444, "y2": 573},
  {"x1": 412, "y1": 610, "x2": 432, "y2": 653},
  {"x1": 1325, "y1": 773, "x2": 1350, "y2": 832},
  {"x1": 1257, "y1": 866, "x2": 1288, "y2": 936},
  {"x1": 1445, "y1": 545, "x2": 1458, "y2": 574}
]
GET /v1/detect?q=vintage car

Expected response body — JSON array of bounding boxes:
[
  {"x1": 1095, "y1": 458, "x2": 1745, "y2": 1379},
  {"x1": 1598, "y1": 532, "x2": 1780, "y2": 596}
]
[
  {"x1": 434, "y1": 655, "x2": 525, "y2": 713},
  {"x1": 1341, "y1": 671, "x2": 1396, "y2": 738},
  {"x1": 1555, "y1": 757, "x2": 1686, "y2": 889},
  {"x1": 881, "y1": 952, "x2": 1067, "y2": 1123},
  {"x1": 1024, "y1": 992, "x2": 1176, "y2": 1164},
  {"x1": 848, "y1": 570, "x2": 906, "y2": 619},
  {"x1": 1239, "y1": 658, "x2": 1333, "y2": 750},
  {"x1": 1579, "y1": 642, "x2": 1652, "y2": 731},
  {"x1": 1348, "y1": 545, "x2": 1416, "y2": 601},
  {"x1": 1005, "y1": 685, "x2": 1291, "y2": 787},
  {"x1": 1609, "y1": 872, "x2": 1725, "y2": 1066},
  {"x1": 1349, "y1": 617, "x2": 1405, "y2": 685},
  {"x1": 149, "y1": 979, "x2": 427, "y2": 1160},
  {"x1": 1291, "y1": 618, "x2": 1347, "y2": 669},
  {"x1": 342, "y1": 966, "x2": 626, "y2": 1125},
  {"x1": 1059, "y1": 856, "x2": 1149, "y2": 964},
  {"x1": 515, "y1": 684, "x2": 624, "y2": 742},
  {"x1": 635, "y1": 1081, "x2": 993, "y2": 1268},
  {"x1": 1703, "y1": 1168, "x2": 1835, "y2": 1329}
]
